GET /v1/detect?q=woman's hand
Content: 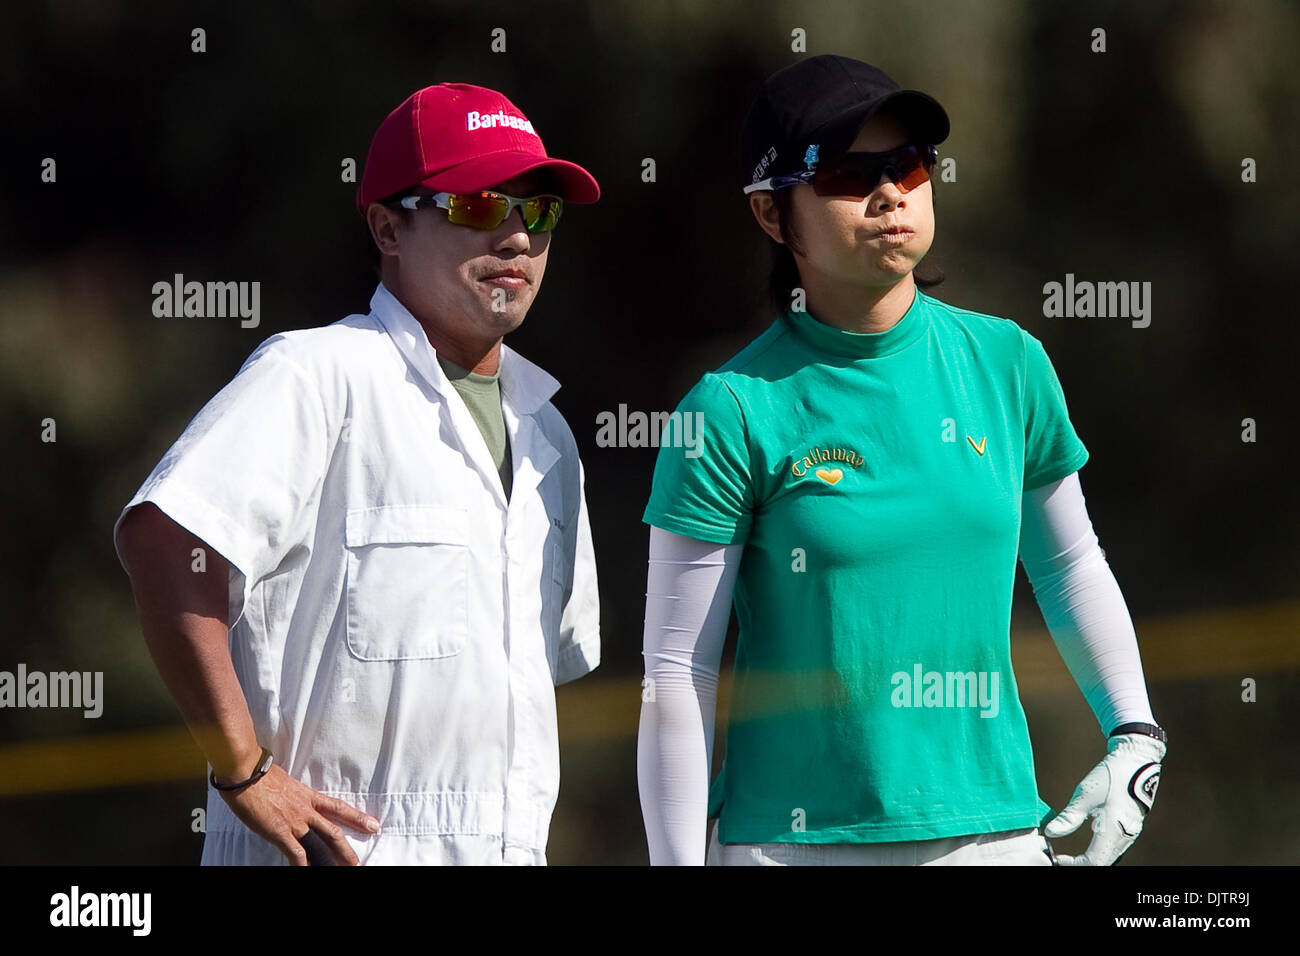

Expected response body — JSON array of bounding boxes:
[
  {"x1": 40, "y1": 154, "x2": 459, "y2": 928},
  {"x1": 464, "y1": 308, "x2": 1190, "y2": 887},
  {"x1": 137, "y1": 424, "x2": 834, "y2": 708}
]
[{"x1": 1043, "y1": 732, "x2": 1165, "y2": 865}]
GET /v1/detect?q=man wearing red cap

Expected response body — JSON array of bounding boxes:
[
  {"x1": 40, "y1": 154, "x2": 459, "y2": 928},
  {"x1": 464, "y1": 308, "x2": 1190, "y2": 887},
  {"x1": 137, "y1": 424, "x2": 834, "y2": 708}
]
[{"x1": 114, "y1": 84, "x2": 603, "y2": 865}]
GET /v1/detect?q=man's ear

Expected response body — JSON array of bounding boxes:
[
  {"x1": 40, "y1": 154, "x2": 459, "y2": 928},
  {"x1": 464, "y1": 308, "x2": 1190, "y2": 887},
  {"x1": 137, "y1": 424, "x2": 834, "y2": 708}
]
[
  {"x1": 749, "y1": 193, "x2": 783, "y2": 244},
  {"x1": 366, "y1": 202, "x2": 403, "y2": 259}
]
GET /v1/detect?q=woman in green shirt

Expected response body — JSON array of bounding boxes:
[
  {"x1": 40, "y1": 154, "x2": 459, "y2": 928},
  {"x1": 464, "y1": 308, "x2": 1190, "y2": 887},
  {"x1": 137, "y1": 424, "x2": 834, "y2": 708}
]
[{"x1": 636, "y1": 55, "x2": 1167, "y2": 866}]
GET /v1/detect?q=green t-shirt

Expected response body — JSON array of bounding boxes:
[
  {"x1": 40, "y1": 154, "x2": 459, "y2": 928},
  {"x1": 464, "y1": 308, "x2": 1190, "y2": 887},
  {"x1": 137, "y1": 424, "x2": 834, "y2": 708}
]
[
  {"x1": 641, "y1": 287, "x2": 1090, "y2": 844},
  {"x1": 437, "y1": 353, "x2": 512, "y2": 501}
]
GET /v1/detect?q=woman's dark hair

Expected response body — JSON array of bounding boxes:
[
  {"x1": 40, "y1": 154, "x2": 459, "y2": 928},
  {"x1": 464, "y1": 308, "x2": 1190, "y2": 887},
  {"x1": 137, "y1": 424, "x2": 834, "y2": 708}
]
[{"x1": 766, "y1": 178, "x2": 944, "y2": 315}]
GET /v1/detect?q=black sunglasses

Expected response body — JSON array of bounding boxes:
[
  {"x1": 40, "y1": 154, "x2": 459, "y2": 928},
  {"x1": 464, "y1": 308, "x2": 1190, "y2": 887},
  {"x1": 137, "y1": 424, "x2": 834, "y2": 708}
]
[
  {"x1": 744, "y1": 144, "x2": 938, "y2": 198},
  {"x1": 809, "y1": 145, "x2": 939, "y2": 198}
]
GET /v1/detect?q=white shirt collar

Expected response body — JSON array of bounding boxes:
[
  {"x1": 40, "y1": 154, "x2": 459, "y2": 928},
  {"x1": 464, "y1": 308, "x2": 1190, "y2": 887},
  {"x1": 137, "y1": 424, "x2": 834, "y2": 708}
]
[{"x1": 368, "y1": 281, "x2": 561, "y2": 414}]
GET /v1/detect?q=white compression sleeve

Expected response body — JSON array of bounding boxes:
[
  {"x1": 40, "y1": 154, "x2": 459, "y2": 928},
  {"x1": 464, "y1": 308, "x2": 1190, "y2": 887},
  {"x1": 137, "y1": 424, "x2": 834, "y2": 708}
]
[
  {"x1": 1019, "y1": 471, "x2": 1157, "y2": 736},
  {"x1": 636, "y1": 525, "x2": 742, "y2": 865}
]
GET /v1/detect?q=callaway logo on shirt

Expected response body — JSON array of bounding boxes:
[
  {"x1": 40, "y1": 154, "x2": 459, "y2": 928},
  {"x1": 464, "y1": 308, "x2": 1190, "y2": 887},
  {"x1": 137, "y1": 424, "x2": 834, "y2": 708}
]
[
  {"x1": 789, "y1": 445, "x2": 864, "y2": 480},
  {"x1": 789, "y1": 434, "x2": 988, "y2": 484}
]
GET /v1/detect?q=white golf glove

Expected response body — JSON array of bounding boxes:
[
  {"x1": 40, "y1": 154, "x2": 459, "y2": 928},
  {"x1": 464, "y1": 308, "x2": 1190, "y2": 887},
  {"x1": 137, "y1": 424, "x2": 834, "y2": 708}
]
[{"x1": 1043, "y1": 731, "x2": 1165, "y2": 865}]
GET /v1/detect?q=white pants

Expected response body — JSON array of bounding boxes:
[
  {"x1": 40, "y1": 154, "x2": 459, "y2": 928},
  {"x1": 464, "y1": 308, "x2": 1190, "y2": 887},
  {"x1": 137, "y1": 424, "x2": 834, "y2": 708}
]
[{"x1": 706, "y1": 819, "x2": 1054, "y2": 866}]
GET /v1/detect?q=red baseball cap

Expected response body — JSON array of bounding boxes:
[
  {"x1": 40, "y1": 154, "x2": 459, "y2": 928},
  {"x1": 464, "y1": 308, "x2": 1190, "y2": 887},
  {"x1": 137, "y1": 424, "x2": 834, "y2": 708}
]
[{"x1": 355, "y1": 83, "x2": 600, "y2": 214}]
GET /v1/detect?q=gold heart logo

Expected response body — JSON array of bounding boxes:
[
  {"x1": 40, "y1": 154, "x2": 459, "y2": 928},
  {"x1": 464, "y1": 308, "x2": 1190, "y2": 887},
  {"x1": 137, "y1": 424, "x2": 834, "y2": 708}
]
[
  {"x1": 966, "y1": 435, "x2": 987, "y2": 456},
  {"x1": 815, "y1": 467, "x2": 843, "y2": 485}
]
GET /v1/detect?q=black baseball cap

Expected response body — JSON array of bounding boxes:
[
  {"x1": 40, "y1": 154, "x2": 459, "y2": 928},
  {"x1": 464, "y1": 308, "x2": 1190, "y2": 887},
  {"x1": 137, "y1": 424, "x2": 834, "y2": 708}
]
[{"x1": 741, "y1": 55, "x2": 950, "y2": 192}]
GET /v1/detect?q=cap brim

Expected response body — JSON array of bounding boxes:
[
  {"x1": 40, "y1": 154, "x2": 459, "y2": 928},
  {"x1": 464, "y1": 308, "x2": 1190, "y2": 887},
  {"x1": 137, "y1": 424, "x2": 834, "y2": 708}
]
[
  {"x1": 818, "y1": 90, "x2": 951, "y2": 156},
  {"x1": 419, "y1": 153, "x2": 601, "y2": 203},
  {"x1": 876, "y1": 90, "x2": 950, "y2": 145}
]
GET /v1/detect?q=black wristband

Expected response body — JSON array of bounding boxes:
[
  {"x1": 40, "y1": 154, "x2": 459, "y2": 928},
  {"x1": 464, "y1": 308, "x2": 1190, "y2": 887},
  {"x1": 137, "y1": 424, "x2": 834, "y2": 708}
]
[
  {"x1": 1109, "y1": 722, "x2": 1167, "y2": 745},
  {"x1": 210, "y1": 747, "x2": 274, "y2": 791}
]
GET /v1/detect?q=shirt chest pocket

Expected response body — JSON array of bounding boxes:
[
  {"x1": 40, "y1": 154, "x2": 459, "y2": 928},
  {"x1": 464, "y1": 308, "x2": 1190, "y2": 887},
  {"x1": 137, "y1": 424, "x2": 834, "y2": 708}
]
[{"x1": 344, "y1": 505, "x2": 470, "y2": 661}]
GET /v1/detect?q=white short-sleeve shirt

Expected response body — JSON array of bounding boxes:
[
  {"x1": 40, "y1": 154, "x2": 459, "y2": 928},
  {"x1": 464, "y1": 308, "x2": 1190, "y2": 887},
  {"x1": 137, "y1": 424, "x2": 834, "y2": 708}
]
[{"x1": 113, "y1": 282, "x2": 601, "y2": 865}]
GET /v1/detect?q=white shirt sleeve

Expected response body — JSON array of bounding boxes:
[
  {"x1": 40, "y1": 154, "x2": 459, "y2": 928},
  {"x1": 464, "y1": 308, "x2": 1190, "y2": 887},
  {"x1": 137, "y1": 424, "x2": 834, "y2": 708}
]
[
  {"x1": 111, "y1": 336, "x2": 333, "y2": 626},
  {"x1": 636, "y1": 525, "x2": 742, "y2": 865},
  {"x1": 554, "y1": 458, "x2": 601, "y2": 684},
  {"x1": 1018, "y1": 470, "x2": 1158, "y2": 736}
]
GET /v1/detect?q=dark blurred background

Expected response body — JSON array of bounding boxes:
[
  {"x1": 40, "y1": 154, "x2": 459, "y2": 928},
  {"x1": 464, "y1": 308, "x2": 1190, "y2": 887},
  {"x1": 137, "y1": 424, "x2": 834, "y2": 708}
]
[{"x1": 1, "y1": 0, "x2": 1297, "y2": 865}]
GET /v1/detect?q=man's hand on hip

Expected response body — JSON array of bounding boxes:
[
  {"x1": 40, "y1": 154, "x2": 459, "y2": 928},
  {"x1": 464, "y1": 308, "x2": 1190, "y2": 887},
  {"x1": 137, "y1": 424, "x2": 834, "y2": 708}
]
[{"x1": 218, "y1": 766, "x2": 382, "y2": 866}]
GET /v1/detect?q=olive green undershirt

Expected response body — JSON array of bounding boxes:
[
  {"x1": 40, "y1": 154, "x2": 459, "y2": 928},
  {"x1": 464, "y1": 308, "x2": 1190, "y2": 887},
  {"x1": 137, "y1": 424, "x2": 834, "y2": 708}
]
[{"x1": 437, "y1": 353, "x2": 513, "y2": 501}]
